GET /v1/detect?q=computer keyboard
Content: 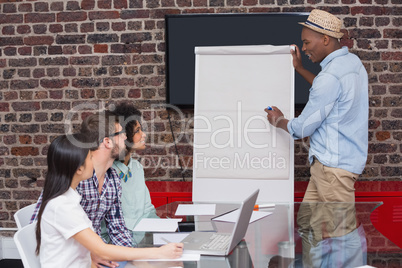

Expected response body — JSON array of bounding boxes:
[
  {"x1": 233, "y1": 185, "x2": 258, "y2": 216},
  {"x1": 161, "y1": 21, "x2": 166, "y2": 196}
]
[{"x1": 200, "y1": 233, "x2": 231, "y2": 250}]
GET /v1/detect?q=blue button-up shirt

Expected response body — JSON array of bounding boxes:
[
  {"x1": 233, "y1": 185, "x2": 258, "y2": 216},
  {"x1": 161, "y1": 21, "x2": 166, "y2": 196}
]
[{"x1": 288, "y1": 47, "x2": 368, "y2": 174}]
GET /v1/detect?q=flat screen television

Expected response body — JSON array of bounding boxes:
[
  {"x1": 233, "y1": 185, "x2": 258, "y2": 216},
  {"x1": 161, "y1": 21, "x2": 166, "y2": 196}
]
[{"x1": 165, "y1": 13, "x2": 320, "y2": 109}]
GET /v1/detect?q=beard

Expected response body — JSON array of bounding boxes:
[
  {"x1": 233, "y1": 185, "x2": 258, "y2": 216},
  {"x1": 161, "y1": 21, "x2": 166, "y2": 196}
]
[{"x1": 111, "y1": 143, "x2": 126, "y2": 160}]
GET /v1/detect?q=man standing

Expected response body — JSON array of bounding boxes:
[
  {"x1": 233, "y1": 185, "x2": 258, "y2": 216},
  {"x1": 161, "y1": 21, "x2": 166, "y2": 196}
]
[
  {"x1": 265, "y1": 9, "x2": 369, "y2": 267},
  {"x1": 266, "y1": 9, "x2": 368, "y2": 203}
]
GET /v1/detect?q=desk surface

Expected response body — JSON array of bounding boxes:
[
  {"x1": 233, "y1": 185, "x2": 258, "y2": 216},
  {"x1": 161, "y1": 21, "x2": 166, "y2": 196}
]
[{"x1": 125, "y1": 202, "x2": 401, "y2": 268}]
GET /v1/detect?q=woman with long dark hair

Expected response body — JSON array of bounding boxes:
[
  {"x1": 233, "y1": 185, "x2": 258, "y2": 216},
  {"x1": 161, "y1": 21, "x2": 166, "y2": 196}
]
[{"x1": 36, "y1": 134, "x2": 183, "y2": 267}]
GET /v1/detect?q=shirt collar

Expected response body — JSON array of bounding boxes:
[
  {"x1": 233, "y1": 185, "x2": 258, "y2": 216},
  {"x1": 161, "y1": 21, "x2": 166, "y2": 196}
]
[
  {"x1": 320, "y1": 46, "x2": 348, "y2": 69},
  {"x1": 113, "y1": 159, "x2": 131, "y2": 175}
]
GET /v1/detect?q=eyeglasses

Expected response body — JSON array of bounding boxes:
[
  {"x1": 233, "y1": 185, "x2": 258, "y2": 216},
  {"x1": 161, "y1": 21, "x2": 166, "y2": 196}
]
[{"x1": 100, "y1": 130, "x2": 126, "y2": 143}]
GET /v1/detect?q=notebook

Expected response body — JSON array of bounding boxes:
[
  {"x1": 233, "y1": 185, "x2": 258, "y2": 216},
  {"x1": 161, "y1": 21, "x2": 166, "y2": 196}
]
[{"x1": 180, "y1": 189, "x2": 259, "y2": 256}]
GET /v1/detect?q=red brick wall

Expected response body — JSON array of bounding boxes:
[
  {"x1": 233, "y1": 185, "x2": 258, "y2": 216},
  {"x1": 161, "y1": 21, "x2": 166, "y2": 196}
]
[{"x1": 0, "y1": 1, "x2": 401, "y2": 228}]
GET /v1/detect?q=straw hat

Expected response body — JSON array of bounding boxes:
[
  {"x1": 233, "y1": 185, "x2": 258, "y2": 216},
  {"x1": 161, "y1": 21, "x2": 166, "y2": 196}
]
[{"x1": 299, "y1": 9, "x2": 344, "y2": 39}]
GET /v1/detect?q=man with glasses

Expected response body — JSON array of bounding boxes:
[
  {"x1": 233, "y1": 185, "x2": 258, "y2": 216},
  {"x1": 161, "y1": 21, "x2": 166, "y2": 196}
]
[{"x1": 31, "y1": 111, "x2": 132, "y2": 268}]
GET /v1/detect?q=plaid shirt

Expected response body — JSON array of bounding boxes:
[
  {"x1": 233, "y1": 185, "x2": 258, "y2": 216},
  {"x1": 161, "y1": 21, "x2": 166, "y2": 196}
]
[{"x1": 31, "y1": 168, "x2": 133, "y2": 247}]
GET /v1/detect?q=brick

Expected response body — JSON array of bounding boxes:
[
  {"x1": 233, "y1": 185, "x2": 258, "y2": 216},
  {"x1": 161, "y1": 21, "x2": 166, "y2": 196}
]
[
  {"x1": 149, "y1": 9, "x2": 180, "y2": 19},
  {"x1": 11, "y1": 147, "x2": 39, "y2": 156},
  {"x1": 129, "y1": 0, "x2": 143, "y2": 8},
  {"x1": 381, "y1": 166, "x2": 401, "y2": 177},
  {"x1": 49, "y1": 24, "x2": 65, "y2": 34},
  {"x1": 80, "y1": 23, "x2": 94, "y2": 33},
  {"x1": 81, "y1": 89, "x2": 95, "y2": 99},
  {"x1": 3, "y1": 47, "x2": 16, "y2": 56},
  {"x1": 19, "y1": 113, "x2": 32, "y2": 123},
  {"x1": 3, "y1": 69, "x2": 16, "y2": 80},
  {"x1": 101, "y1": 55, "x2": 130, "y2": 65},
  {"x1": 40, "y1": 79, "x2": 69, "y2": 89},
  {"x1": 376, "y1": 131, "x2": 391, "y2": 141},
  {"x1": 78, "y1": 45, "x2": 92, "y2": 54},
  {"x1": 0, "y1": 103, "x2": 10, "y2": 112},
  {"x1": 0, "y1": 14, "x2": 23, "y2": 24},
  {"x1": 103, "y1": 77, "x2": 134, "y2": 86},
  {"x1": 375, "y1": 17, "x2": 390, "y2": 27},
  {"x1": 34, "y1": 113, "x2": 48, "y2": 122},
  {"x1": 0, "y1": 37, "x2": 23, "y2": 46},
  {"x1": 41, "y1": 124, "x2": 68, "y2": 133},
  {"x1": 49, "y1": 90, "x2": 63, "y2": 99},
  {"x1": 94, "y1": 67, "x2": 107, "y2": 76},
  {"x1": 34, "y1": 2, "x2": 49, "y2": 12},
  {"x1": 391, "y1": 109, "x2": 402, "y2": 118},
  {"x1": 18, "y1": 47, "x2": 31, "y2": 56},
  {"x1": 81, "y1": 0, "x2": 95, "y2": 9},
  {"x1": 72, "y1": 78, "x2": 101, "y2": 88},
  {"x1": 3, "y1": 135, "x2": 16, "y2": 145},
  {"x1": 111, "y1": 22, "x2": 126, "y2": 31},
  {"x1": 65, "y1": 23, "x2": 79, "y2": 33},
  {"x1": 2, "y1": 25, "x2": 15, "y2": 35},
  {"x1": 19, "y1": 135, "x2": 32, "y2": 144},
  {"x1": 34, "y1": 46, "x2": 47, "y2": 56},
  {"x1": 70, "y1": 56, "x2": 99, "y2": 65},
  {"x1": 48, "y1": 46, "x2": 63, "y2": 55},
  {"x1": 18, "y1": 69, "x2": 30, "y2": 77},
  {"x1": 114, "y1": 0, "x2": 128, "y2": 8},
  {"x1": 50, "y1": 2, "x2": 64, "y2": 11},
  {"x1": 33, "y1": 24, "x2": 47, "y2": 34},
  {"x1": 39, "y1": 57, "x2": 69, "y2": 66},
  {"x1": 66, "y1": 1, "x2": 81, "y2": 10},
  {"x1": 17, "y1": 25, "x2": 31, "y2": 34},
  {"x1": 351, "y1": 6, "x2": 392, "y2": 16},
  {"x1": 120, "y1": 10, "x2": 150, "y2": 19},
  {"x1": 32, "y1": 69, "x2": 45, "y2": 78},
  {"x1": 49, "y1": 113, "x2": 64, "y2": 123},
  {"x1": 25, "y1": 13, "x2": 55, "y2": 23},
  {"x1": 87, "y1": 34, "x2": 119, "y2": 43},
  {"x1": 11, "y1": 102, "x2": 40, "y2": 112},
  {"x1": 382, "y1": 120, "x2": 402, "y2": 130},
  {"x1": 24, "y1": 36, "x2": 54, "y2": 46},
  {"x1": 63, "y1": 67, "x2": 77, "y2": 76},
  {"x1": 121, "y1": 32, "x2": 152, "y2": 43},
  {"x1": 109, "y1": 66, "x2": 122, "y2": 76},
  {"x1": 96, "y1": 88, "x2": 110, "y2": 99},
  {"x1": 88, "y1": 11, "x2": 120, "y2": 20},
  {"x1": 94, "y1": 44, "x2": 108, "y2": 53},
  {"x1": 13, "y1": 190, "x2": 42, "y2": 200},
  {"x1": 18, "y1": 3, "x2": 32, "y2": 13},
  {"x1": 34, "y1": 135, "x2": 48, "y2": 144},
  {"x1": 96, "y1": 22, "x2": 109, "y2": 31},
  {"x1": 379, "y1": 74, "x2": 402, "y2": 84},
  {"x1": 56, "y1": 35, "x2": 86, "y2": 44},
  {"x1": 110, "y1": 44, "x2": 141, "y2": 54},
  {"x1": 368, "y1": 143, "x2": 397, "y2": 153},
  {"x1": 99, "y1": 0, "x2": 112, "y2": 9},
  {"x1": 57, "y1": 11, "x2": 87, "y2": 22},
  {"x1": 10, "y1": 80, "x2": 39, "y2": 90}
]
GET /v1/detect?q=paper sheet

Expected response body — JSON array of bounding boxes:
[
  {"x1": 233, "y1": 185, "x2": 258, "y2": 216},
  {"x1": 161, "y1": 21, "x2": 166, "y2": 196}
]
[
  {"x1": 133, "y1": 218, "x2": 182, "y2": 232},
  {"x1": 153, "y1": 233, "x2": 190, "y2": 245},
  {"x1": 213, "y1": 209, "x2": 272, "y2": 223},
  {"x1": 175, "y1": 204, "x2": 216, "y2": 215}
]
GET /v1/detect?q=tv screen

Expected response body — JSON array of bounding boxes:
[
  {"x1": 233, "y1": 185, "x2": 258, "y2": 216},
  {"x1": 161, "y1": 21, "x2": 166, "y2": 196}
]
[{"x1": 165, "y1": 13, "x2": 320, "y2": 109}]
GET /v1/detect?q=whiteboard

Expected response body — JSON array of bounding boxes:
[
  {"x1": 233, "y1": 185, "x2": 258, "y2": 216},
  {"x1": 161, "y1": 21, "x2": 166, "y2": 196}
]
[{"x1": 193, "y1": 45, "x2": 294, "y2": 203}]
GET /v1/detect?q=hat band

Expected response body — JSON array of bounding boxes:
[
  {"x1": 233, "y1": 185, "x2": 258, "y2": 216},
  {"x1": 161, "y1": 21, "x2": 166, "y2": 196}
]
[{"x1": 305, "y1": 20, "x2": 337, "y2": 33}]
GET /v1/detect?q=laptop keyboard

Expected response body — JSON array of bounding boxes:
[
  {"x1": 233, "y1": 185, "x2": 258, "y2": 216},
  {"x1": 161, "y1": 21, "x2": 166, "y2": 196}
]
[{"x1": 200, "y1": 233, "x2": 231, "y2": 250}]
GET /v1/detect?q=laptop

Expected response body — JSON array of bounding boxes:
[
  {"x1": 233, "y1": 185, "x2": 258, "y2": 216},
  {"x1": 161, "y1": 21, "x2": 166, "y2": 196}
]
[{"x1": 181, "y1": 189, "x2": 259, "y2": 256}]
